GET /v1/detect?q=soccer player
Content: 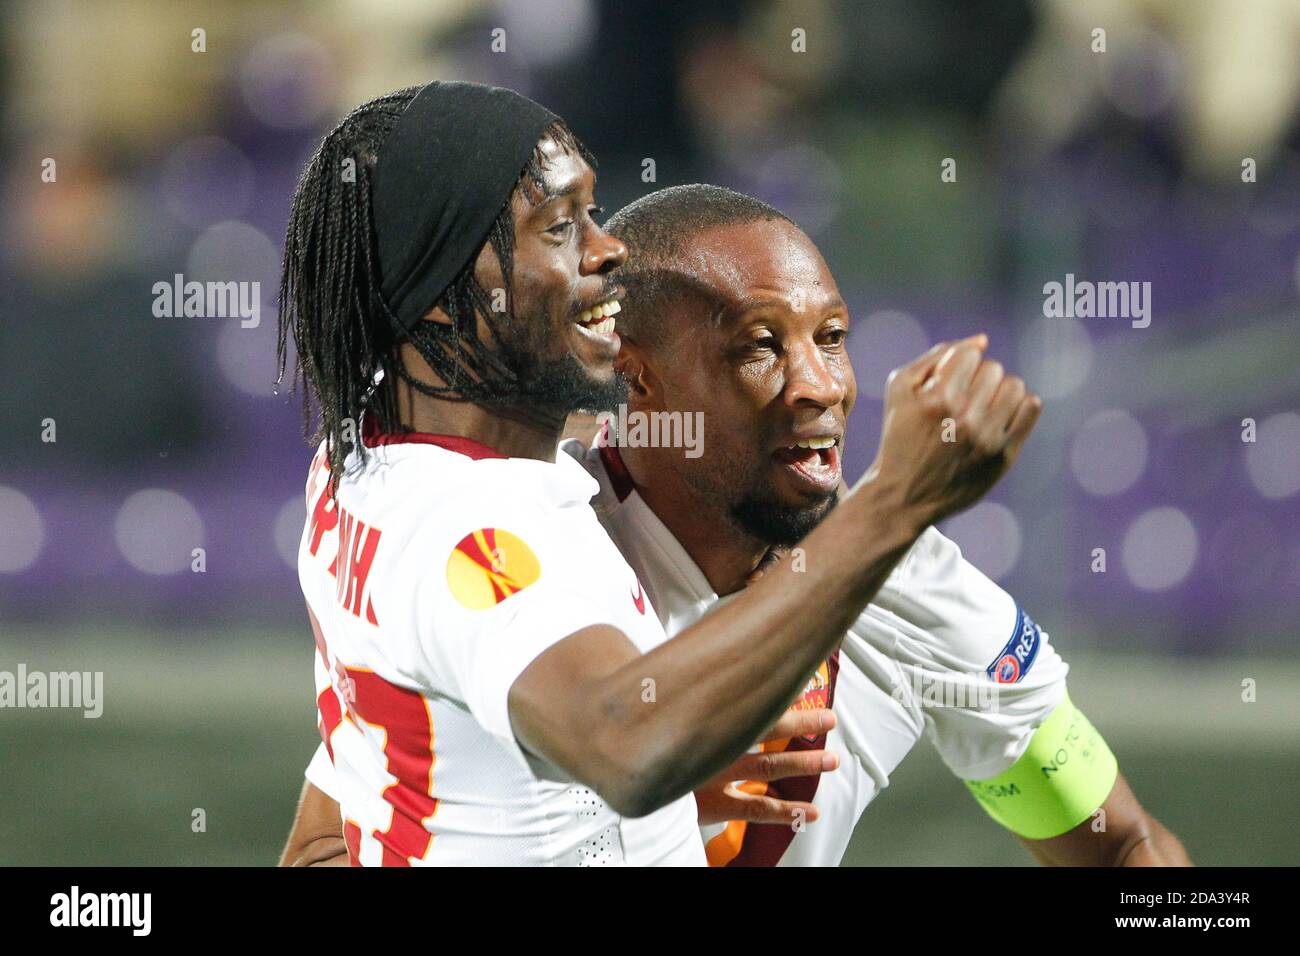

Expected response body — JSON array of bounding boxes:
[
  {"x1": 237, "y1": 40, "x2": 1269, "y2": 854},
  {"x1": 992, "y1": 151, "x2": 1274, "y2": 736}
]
[
  {"x1": 276, "y1": 83, "x2": 1040, "y2": 866},
  {"x1": 590, "y1": 185, "x2": 1190, "y2": 866},
  {"x1": 285, "y1": 181, "x2": 1188, "y2": 867}
]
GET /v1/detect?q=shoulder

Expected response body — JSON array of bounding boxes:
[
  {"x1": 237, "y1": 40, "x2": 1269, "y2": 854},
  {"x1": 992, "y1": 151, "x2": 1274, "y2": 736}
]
[
  {"x1": 856, "y1": 527, "x2": 1068, "y2": 683},
  {"x1": 395, "y1": 455, "x2": 610, "y2": 612},
  {"x1": 318, "y1": 442, "x2": 598, "y2": 599},
  {"x1": 349, "y1": 439, "x2": 597, "y2": 528}
]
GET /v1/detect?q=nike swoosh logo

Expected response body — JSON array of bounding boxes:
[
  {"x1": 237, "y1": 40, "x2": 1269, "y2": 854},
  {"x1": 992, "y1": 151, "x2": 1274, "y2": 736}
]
[{"x1": 631, "y1": 581, "x2": 646, "y2": 615}]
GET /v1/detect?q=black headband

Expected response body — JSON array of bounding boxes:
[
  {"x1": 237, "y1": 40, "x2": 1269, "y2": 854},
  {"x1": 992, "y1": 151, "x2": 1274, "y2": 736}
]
[{"x1": 372, "y1": 81, "x2": 558, "y2": 335}]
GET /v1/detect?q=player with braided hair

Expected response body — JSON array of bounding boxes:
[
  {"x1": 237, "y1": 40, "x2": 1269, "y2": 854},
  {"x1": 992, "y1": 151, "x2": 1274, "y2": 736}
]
[{"x1": 277, "y1": 86, "x2": 610, "y2": 488}]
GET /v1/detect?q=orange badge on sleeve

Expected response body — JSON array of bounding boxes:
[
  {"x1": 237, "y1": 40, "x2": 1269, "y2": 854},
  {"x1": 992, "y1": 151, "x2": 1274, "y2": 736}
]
[{"x1": 446, "y1": 528, "x2": 541, "y2": 609}]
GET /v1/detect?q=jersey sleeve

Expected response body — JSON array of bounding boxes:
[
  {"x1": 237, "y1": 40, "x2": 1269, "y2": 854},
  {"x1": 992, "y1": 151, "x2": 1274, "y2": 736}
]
[
  {"x1": 869, "y1": 527, "x2": 1071, "y2": 782},
  {"x1": 407, "y1": 507, "x2": 623, "y2": 769},
  {"x1": 305, "y1": 741, "x2": 341, "y2": 800}
]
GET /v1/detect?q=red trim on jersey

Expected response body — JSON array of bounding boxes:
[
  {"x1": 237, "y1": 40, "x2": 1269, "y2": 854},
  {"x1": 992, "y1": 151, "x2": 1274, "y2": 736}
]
[
  {"x1": 307, "y1": 604, "x2": 343, "y2": 760},
  {"x1": 343, "y1": 820, "x2": 362, "y2": 866},
  {"x1": 361, "y1": 415, "x2": 506, "y2": 460},
  {"x1": 599, "y1": 442, "x2": 637, "y2": 503},
  {"x1": 316, "y1": 686, "x2": 342, "y2": 761}
]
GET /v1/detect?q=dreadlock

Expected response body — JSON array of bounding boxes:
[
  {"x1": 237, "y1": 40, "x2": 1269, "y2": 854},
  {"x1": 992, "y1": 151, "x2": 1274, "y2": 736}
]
[{"x1": 276, "y1": 89, "x2": 594, "y2": 490}]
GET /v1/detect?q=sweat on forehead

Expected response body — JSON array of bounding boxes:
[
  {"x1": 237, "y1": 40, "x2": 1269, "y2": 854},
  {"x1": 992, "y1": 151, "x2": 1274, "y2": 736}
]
[{"x1": 606, "y1": 184, "x2": 795, "y2": 343}]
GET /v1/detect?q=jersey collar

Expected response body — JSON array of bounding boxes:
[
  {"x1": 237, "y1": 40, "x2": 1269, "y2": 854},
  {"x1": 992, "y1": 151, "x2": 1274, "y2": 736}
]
[
  {"x1": 582, "y1": 440, "x2": 720, "y2": 614},
  {"x1": 359, "y1": 416, "x2": 599, "y2": 507},
  {"x1": 598, "y1": 443, "x2": 637, "y2": 502},
  {"x1": 361, "y1": 414, "x2": 506, "y2": 459}
]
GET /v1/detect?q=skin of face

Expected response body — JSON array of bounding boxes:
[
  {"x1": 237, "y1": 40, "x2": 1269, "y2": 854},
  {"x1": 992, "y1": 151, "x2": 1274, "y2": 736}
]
[
  {"x1": 619, "y1": 217, "x2": 857, "y2": 545},
  {"x1": 460, "y1": 136, "x2": 629, "y2": 412}
]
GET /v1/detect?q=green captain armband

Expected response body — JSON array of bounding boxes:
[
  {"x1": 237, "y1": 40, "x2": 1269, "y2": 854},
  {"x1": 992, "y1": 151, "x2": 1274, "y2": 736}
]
[{"x1": 963, "y1": 691, "x2": 1118, "y2": 840}]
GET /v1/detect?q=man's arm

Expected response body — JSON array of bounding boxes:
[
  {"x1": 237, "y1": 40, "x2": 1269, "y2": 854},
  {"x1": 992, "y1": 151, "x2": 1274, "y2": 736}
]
[
  {"x1": 279, "y1": 780, "x2": 349, "y2": 867},
  {"x1": 1018, "y1": 772, "x2": 1192, "y2": 866},
  {"x1": 511, "y1": 338, "x2": 1043, "y2": 817},
  {"x1": 962, "y1": 687, "x2": 1191, "y2": 867},
  {"x1": 283, "y1": 707, "x2": 841, "y2": 867}
]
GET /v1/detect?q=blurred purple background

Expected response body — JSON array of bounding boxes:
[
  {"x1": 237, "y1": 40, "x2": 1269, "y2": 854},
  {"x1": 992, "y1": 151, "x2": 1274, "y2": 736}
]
[{"x1": 1, "y1": 0, "x2": 1297, "y2": 655}]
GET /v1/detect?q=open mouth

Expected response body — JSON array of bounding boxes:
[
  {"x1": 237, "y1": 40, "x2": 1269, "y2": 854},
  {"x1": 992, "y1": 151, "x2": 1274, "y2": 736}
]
[
  {"x1": 772, "y1": 436, "x2": 842, "y2": 494},
  {"x1": 574, "y1": 296, "x2": 622, "y2": 336}
]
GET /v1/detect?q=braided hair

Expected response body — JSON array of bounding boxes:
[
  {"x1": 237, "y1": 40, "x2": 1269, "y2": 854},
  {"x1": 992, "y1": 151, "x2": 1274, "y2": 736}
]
[{"x1": 276, "y1": 88, "x2": 594, "y2": 489}]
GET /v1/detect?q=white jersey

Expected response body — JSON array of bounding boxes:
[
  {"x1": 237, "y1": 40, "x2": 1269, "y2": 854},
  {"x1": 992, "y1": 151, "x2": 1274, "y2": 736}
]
[
  {"x1": 570, "y1": 439, "x2": 1070, "y2": 867},
  {"x1": 298, "y1": 426, "x2": 704, "y2": 866}
]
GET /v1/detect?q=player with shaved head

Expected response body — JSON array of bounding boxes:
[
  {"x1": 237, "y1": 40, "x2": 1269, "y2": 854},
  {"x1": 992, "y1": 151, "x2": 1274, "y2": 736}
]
[{"x1": 595, "y1": 185, "x2": 1188, "y2": 865}]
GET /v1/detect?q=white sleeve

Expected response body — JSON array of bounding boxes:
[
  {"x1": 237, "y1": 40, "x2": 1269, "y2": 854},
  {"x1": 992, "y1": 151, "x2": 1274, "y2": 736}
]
[
  {"x1": 410, "y1": 509, "x2": 624, "y2": 766},
  {"x1": 304, "y1": 742, "x2": 341, "y2": 801},
  {"x1": 865, "y1": 527, "x2": 1070, "y2": 781}
]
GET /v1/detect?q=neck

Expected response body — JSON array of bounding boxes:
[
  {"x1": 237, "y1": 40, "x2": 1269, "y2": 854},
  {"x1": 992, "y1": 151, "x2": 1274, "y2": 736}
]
[
  {"x1": 393, "y1": 344, "x2": 564, "y2": 461},
  {"x1": 620, "y1": 444, "x2": 767, "y2": 597}
]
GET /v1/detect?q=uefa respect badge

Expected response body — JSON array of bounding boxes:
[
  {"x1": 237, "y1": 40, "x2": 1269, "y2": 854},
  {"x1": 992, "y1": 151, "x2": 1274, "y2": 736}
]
[{"x1": 986, "y1": 607, "x2": 1043, "y2": 684}]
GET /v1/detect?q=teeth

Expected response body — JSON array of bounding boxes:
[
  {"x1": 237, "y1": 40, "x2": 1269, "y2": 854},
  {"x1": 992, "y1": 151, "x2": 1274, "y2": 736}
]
[
  {"x1": 591, "y1": 317, "x2": 615, "y2": 334},
  {"x1": 577, "y1": 300, "x2": 623, "y2": 326},
  {"x1": 795, "y1": 437, "x2": 836, "y2": 450}
]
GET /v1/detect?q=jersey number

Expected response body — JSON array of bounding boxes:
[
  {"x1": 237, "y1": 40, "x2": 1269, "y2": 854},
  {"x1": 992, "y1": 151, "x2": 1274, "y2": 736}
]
[{"x1": 320, "y1": 664, "x2": 439, "y2": 866}]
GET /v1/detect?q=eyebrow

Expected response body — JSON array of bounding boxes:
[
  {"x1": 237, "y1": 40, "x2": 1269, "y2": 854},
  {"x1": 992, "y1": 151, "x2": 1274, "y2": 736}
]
[
  {"x1": 724, "y1": 294, "x2": 849, "y2": 320},
  {"x1": 535, "y1": 169, "x2": 597, "y2": 206}
]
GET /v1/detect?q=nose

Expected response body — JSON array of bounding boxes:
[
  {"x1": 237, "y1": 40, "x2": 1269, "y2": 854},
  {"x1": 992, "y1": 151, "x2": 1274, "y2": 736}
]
[
  {"x1": 783, "y1": 341, "x2": 848, "y2": 409},
  {"x1": 581, "y1": 225, "x2": 627, "y2": 276}
]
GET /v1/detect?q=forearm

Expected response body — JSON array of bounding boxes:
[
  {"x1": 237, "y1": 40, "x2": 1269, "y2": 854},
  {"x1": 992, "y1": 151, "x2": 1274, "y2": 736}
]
[
  {"x1": 279, "y1": 780, "x2": 348, "y2": 867},
  {"x1": 1119, "y1": 816, "x2": 1193, "y2": 867},
  {"x1": 585, "y1": 474, "x2": 924, "y2": 814},
  {"x1": 1017, "y1": 771, "x2": 1192, "y2": 867},
  {"x1": 289, "y1": 835, "x2": 349, "y2": 867}
]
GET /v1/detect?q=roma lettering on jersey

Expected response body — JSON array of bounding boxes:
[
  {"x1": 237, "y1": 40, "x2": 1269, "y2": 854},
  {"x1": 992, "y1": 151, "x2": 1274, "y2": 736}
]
[{"x1": 304, "y1": 450, "x2": 382, "y2": 625}]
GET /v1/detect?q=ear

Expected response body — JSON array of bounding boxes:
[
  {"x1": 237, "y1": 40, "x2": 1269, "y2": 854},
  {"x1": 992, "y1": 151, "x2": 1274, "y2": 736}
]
[{"x1": 615, "y1": 339, "x2": 656, "y2": 400}]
